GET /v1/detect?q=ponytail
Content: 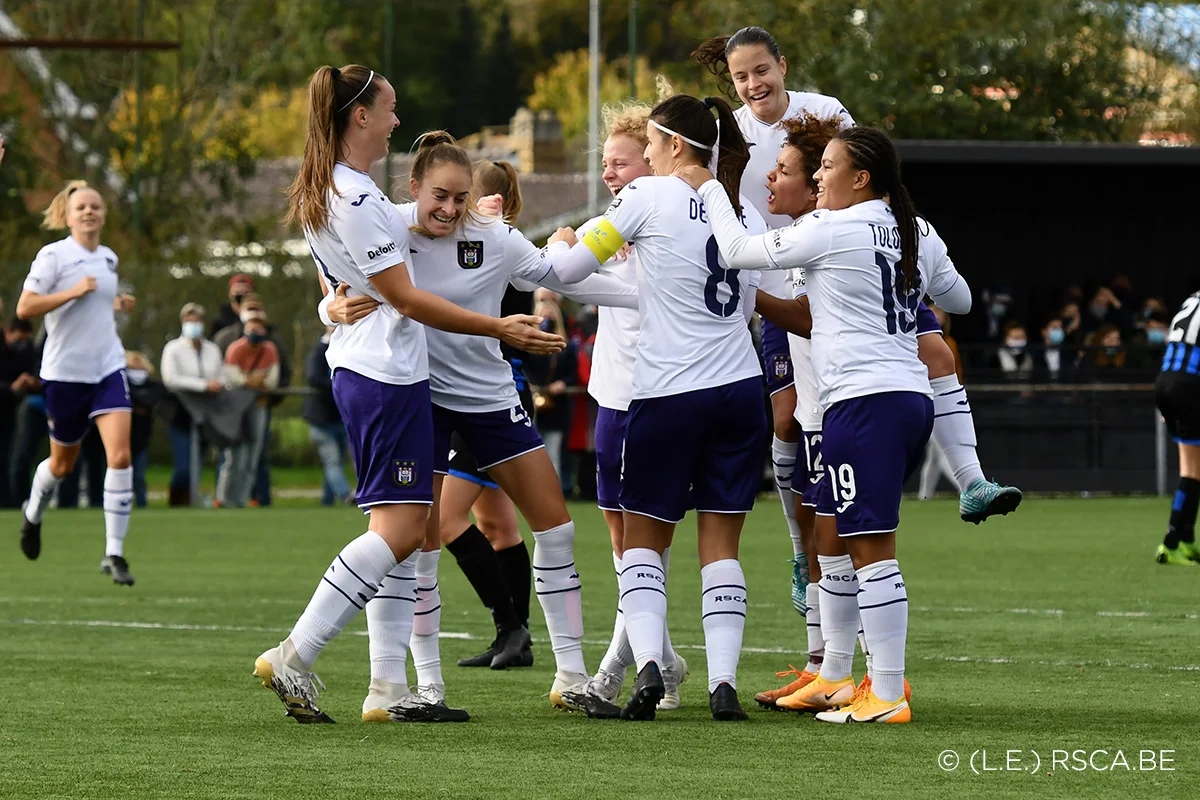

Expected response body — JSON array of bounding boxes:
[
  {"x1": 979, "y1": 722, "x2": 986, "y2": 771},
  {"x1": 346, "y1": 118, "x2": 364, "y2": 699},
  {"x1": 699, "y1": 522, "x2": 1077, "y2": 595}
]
[
  {"x1": 42, "y1": 180, "x2": 94, "y2": 230},
  {"x1": 691, "y1": 35, "x2": 736, "y2": 101},
  {"x1": 284, "y1": 64, "x2": 381, "y2": 232},
  {"x1": 706, "y1": 96, "x2": 750, "y2": 219},
  {"x1": 650, "y1": 94, "x2": 750, "y2": 218},
  {"x1": 890, "y1": 185, "x2": 920, "y2": 295},
  {"x1": 472, "y1": 159, "x2": 523, "y2": 223}
]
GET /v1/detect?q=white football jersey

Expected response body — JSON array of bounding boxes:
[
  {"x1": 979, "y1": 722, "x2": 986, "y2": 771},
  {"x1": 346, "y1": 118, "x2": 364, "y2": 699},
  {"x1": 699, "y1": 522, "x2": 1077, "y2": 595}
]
[
  {"x1": 699, "y1": 183, "x2": 966, "y2": 408},
  {"x1": 23, "y1": 237, "x2": 127, "y2": 384},
  {"x1": 736, "y1": 91, "x2": 853, "y2": 300},
  {"x1": 581, "y1": 176, "x2": 766, "y2": 399},
  {"x1": 398, "y1": 204, "x2": 576, "y2": 413},
  {"x1": 305, "y1": 164, "x2": 427, "y2": 386},
  {"x1": 579, "y1": 215, "x2": 640, "y2": 411}
]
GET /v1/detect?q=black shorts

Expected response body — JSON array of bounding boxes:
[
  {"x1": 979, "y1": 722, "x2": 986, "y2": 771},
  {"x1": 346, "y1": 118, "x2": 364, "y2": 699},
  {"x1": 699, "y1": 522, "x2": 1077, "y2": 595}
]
[
  {"x1": 446, "y1": 388, "x2": 536, "y2": 487},
  {"x1": 1156, "y1": 372, "x2": 1200, "y2": 444}
]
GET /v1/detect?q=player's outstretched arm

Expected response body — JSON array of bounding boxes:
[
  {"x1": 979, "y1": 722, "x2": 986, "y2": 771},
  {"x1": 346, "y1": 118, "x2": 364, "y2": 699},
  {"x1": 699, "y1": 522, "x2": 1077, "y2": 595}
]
[{"x1": 756, "y1": 292, "x2": 812, "y2": 338}]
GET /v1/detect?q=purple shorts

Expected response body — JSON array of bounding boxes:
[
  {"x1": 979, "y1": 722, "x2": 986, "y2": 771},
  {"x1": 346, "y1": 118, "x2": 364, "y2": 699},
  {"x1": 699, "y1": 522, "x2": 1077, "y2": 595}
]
[
  {"x1": 594, "y1": 406, "x2": 629, "y2": 512},
  {"x1": 791, "y1": 430, "x2": 825, "y2": 508},
  {"x1": 817, "y1": 391, "x2": 934, "y2": 536},
  {"x1": 43, "y1": 369, "x2": 131, "y2": 446},
  {"x1": 761, "y1": 319, "x2": 795, "y2": 395},
  {"x1": 333, "y1": 370, "x2": 434, "y2": 507},
  {"x1": 620, "y1": 376, "x2": 768, "y2": 523},
  {"x1": 432, "y1": 402, "x2": 544, "y2": 474},
  {"x1": 916, "y1": 302, "x2": 942, "y2": 337}
]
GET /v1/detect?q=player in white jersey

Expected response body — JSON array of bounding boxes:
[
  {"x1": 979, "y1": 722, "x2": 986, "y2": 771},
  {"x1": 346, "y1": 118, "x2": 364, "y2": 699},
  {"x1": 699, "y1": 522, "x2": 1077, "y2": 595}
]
[
  {"x1": 694, "y1": 27, "x2": 852, "y2": 618},
  {"x1": 548, "y1": 93, "x2": 768, "y2": 722},
  {"x1": 682, "y1": 126, "x2": 974, "y2": 724},
  {"x1": 575, "y1": 101, "x2": 687, "y2": 712},
  {"x1": 323, "y1": 131, "x2": 635, "y2": 718},
  {"x1": 252, "y1": 64, "x2": 561, "y2": 725},
  {"x1": 16, "y1": 181, "x2": 137, "y2": 586}
]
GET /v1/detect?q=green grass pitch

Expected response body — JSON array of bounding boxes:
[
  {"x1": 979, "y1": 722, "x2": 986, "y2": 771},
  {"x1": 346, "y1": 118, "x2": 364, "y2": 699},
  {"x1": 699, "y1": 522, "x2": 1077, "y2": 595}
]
[{"x1": 2, "y1": 498, "x2": 1197, "y2": 799}]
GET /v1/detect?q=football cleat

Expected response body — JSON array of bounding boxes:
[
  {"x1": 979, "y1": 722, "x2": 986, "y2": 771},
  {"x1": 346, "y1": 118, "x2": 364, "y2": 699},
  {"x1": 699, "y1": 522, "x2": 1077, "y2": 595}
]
[
  {"x1": 1180, "y1": 541, "x2": 1200, "y2": 562},
  {"x1": 754, "y1": 665, "x2": 817, "y2": 709},
  {"x1": 100, "y1": 555, "x2": 135, "y2": 586},
  {"x1": 457, "y1": 638, "x2": 499, "y2": 667},
  {"x1": 253, "y1": 642, "x2": 334, "y2": 724},
  {"x1": 659, "y1": 654, "x2": 688, "y2": 711},
  {"x1": 709, "y1": 682, "x2": 747, "y2": 721},
  {"x1": 775, "y1": 674, "x2": 855, "y2": 713},
  {"x1": 1155, "y1": 543, "x2": 1198, "y2": 566},
  {"x1": 854, "y1": 674, "x2": 912, "y2": 702},
  {"x1": 19, "y1": 503, "x2": 40, "y2": 560},
  {"x1": 584, "y1": 669, "x2": 625, "y2": 704},
  {"x1": 490, "y1": 626, "x2": 533, "y2": 670},
  {"x1": 551, "y1": 671, "x2": 620, "y2": 718},
  {"x1": 790, "y1": 554, "x2": 809, "y2": 615},
  {"x1": 959, "y1": 478, "x2": 1023, "y2": 524},
  {"x1": 815, "y1": 683, "x2": 910, "y2": 724},
  {"x1": 620, "y1": 662, "x2": 665, "y2": 721},
  {"x1": 384, "y1": 694, "x2": 470, "y2": 723}
]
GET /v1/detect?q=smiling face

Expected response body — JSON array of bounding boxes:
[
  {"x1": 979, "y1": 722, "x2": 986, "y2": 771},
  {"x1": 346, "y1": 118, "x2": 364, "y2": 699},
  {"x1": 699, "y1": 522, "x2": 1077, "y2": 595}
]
[
  {"x1": 727, "y1": 43, "x2": 788, "y2": 124},
  {"x1": 353, "y1": 78, "x2": 399, "y2": 162},
  {"x1": 766, "y1": 145, "x2": 817, "y2": 218},
  {"x1": 412, "y1": 161, "x2": 472, "y2": 238},
  {"x1": 66, "y1": 188, "x2": 106, "y2": 237},
  {"x1": 601, "y1": 134, "x2": 651, "y2": 196},
  {"x1": 814, "y1": 139, "x2": 869, "y2": 211}
]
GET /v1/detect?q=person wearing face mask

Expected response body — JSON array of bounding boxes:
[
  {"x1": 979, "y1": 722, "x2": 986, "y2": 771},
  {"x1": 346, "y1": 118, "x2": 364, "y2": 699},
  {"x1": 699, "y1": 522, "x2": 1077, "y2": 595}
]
[
  {"x1": 161, "y1": 303, "x2": 225, "y2": 507},
  {"x1": 217, "y1": 316, "x2": 279, "y2": 508},
  {"x1": 1133, "y1": 312, "x2": 1171, "y2": 373},
  {"x1": 124, "y1": 350, "x2": 163, "y2": 508},
  {"x1": 213, "y1": 293, "x2": 265, "y2": 354},
  {"x1": 1035, "y1": 317, "x2": 1076, "y2": 382},
  {"x1": 209, "y1": 273, "x2": 255, "y2": 339},
  {"x1": 991, "y1": 321, "x2": 1034, "y2": 380}
]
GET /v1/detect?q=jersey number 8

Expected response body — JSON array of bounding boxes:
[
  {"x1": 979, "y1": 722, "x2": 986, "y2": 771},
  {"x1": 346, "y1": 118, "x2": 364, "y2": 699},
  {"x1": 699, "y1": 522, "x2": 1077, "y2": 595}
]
[{"x1": 703, "y1": 235, "x2": 742, "y2": 317}]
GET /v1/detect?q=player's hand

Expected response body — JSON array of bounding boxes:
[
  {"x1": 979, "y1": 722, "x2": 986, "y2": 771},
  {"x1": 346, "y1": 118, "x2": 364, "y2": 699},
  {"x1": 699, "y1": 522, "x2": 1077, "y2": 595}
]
[
  {"x1": 73, "y1": 276, "x2": 98, "y2": 299},
  {"x1": 548, "y1": 227, "x2": 577, "y2": 247},
  {"x1": 496, "y1": 314, "x2": 566, "y2": 355},
  {"x1": 205, "y1": 378, "x2": 223, "y2": 393},
  {"x1": 548, "y1": 379, "x2": 567, "y2": 395},
  {"x1": 673, "y1": 164, "x2": 714, "y2": 191},
  {"x1": 113, "y1": 294, "x2": 136, "y2": 313},
  {"x1": 329, "y1": 282, "x2": 379, "y2": 325},
  {"x1": 614, "y1": 242, "x2": 633, "y2": 261},
  {"x1": 476, "y1": 193, "x2": 504, "y2": 218}
]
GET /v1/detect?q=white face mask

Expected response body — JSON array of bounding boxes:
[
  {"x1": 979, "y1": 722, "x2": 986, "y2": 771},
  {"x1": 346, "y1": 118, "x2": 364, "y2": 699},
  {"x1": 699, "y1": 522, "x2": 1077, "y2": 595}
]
[
  {"x1": 240, "y1": 311, "x2": 263, "y2": 324},
  {"x1": 182, "y1": 321, "x2": 204, "y2": 340},
  {"x1": 127, "y1": 369, "x2": 149, "y2": 386}
]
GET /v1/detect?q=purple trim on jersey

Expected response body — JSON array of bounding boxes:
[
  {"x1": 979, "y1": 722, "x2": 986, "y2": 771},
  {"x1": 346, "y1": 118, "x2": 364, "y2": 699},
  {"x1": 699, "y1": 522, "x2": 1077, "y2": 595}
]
[
  {"x1": 333, "y1": 369, "x2": 434, "y2": 507},
  {"x1": 791, "y1": 430, "x2": 825, "y2": 508},
  {"x1": 594, "y1": 406, "x2": 629, "y2": 511},
  {"x1": 916, "y1": 302, "x2": 942, "y2": 337},
  {"x1": 620, "y1": 376, "x2": 768, "y2": 522},
  {"x1": 432, "y1": 403, "x2": 544, "y2": 474},
  {"x1": 819, "y1": 391, "x2": 933, "y2": 537},
  {"x1": 760, "y1": 319, "x2": 795, "y2": 394},
  {"x1": 42, "y1": 369, "x2": 131, "y2": 446}
]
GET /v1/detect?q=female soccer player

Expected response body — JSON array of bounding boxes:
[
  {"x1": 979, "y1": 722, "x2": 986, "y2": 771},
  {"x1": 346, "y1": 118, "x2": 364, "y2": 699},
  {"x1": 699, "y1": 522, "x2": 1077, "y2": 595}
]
[
  {"x1": 323, "y1": 131, "x2": 636, "y2": 718},
  {"x1": 1153, "y1": 289, "x2": 1200, "y2": 565},
  {"x1": 253, "y1": 64, "x2": 561, "y2": 725},
  {"x1": 574, "y1": 101, "x2": 688, "y2": 712},
  {"x1": 547, "y1": 93, "x2": 768, "y2": 722},
  {"x1": 693, "y1": 27, "x2": 852, "y2": 613},
  {"x1": 680, "y1": 126, "x2": 973, "y2": 724},
  {"x1": 16, "y1": 180, "x2": 138, "y2": 586}
]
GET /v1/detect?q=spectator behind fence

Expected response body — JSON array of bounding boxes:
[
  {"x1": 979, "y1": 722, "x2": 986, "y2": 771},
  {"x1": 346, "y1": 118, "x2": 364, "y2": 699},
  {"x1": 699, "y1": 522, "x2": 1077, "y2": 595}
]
[
  {"x1": 303, "y1": 327, "x2": 353, "y2": 505},
  {"x1": 1131, "y1": 311, "x2": 1171, "y2": 372},
  {"x1": 217, "y1": 316, "x2": 278, "y2": 508},
  {"x1": 1059, "y1": 301, "x2": 1084, "y2": 347},
  {"x1": 1083, "y1": 323, "x2": 1127, "y2": 374},
  {"x1": 1035, "y1": 317, "x2": 1077, "y2": 382},
  {"x1": 1083, "y1": 287, "x2": 1124, "y2": 336},
  {"x1": 125, "y1": 350, "x2": 163, "y2": 508},
  {"x1": 0, "y1": 313, "x2": 37, "y2": 507},
  {"x1": 213, "y1": 292, "x2": 265, "y2": 354},
  {"x1": 161, "y1": 303, "x2": 225, "y2": 506},
  {"x1": 209, "y1": 273, "x2": 255, "y2": 339},
  {"x1": 991, "y1": 320, "x2": 1034, "y2": 380}
]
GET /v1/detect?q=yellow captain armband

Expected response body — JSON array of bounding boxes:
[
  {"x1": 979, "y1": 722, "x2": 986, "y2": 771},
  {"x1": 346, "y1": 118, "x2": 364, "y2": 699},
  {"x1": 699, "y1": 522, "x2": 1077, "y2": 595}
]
[{"x1": 581, "y1": 219, "x2": 627, "y2": 264}]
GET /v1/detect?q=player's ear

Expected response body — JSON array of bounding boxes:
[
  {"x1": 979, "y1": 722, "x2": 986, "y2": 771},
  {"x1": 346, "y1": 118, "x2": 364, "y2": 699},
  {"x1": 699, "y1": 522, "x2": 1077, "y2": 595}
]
[
  {"x1": 854, "y1": 168, "x2": 871, "y2": 191},
  {"x1": 778, "y1": 55, "x2": 787, "y2": 78},
  {"x1": 409, "y1": 176, "x2": 419, "y2": 198}
]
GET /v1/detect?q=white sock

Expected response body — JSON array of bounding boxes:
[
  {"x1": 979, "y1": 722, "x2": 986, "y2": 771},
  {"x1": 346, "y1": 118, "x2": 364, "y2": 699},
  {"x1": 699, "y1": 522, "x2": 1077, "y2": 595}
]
[
  {"x1": 805, "y1": 584, "x2": 824, "y2": 673},
  {"x1": 816, "y1": 554, "x2": 859, "y2": 681},
  {"x1": 410, "y1": 549, "x2": 443, "y2": 689},
  {"x1": 102, "y1": 466, "x2": 133, "y2": 557},
  {"x1": 366, "y1": 550, "x2": 420, "y2": 683},
  {"x1": 856, "y1": 559, "x2": 908, "y2": 703},
  {"x1": 24, "y1": 459, "x2": 61, "y2": 524},
  {"x1": 618, "y1": 547, "x2": 665, "y2": 670},
  {"x1": 661, "y1": 546, "x2": 678, "y2": 669},
  {"x1": 772, "y1": 436, "x2": 804, "y2": 556},
  {"x1": 533, "y1": 522, "x2": 586, "y2": 676},
  {"x1": 930, "y1": 375, "x2": 985, "y2": 489},
  {"x1": 291, "y1": 532, "x2": 399, "y2": 667},
  {"x1": 598, "y1": 551, "x2": 633, "y2": 675},
  {"x1": 701, "y1": 559, "x2": 747, "y2": 691},
  {"x1": 859, "y1": 629, "x2": 872, "y2": 680}
]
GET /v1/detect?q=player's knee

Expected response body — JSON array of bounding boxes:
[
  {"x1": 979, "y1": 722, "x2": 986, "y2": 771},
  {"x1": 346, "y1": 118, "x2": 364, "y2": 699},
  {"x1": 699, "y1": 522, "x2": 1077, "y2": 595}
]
[
  {"x1": 107, "y1": 450, "x2": 132, "y2": 470},
  {"x1": 48, "y1": 454, "x2": 75, "y2": 478},
  {"x1": 919, "y1": 336, "x2": 956, "y2": 380}
]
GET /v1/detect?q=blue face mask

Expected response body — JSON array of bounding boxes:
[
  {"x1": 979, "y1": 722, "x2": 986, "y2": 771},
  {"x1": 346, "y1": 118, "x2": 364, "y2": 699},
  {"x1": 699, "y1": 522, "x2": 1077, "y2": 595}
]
[
  {"x1": 246, "y1": 332, "x2": 265, "y2": 345},
  {"x1": 1047, "y1": 328, "x2": 1065, "y2": 346},
  {"x1": 1148, "y1": 328, "x2": 1167, "y2": 345}
]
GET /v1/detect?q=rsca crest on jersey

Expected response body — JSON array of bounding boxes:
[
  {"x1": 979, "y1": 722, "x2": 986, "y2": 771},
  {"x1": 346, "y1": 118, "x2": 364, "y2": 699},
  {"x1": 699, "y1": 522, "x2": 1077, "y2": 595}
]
[
  {"x1": 458, "y1": 241, "x2": 484, "y2": 269},
  {"x1": 393, "y1": 459, "x2": 418, "y2": 487},
  {"x1": 771, "y1": 354, "x2": 791, "y2": 380}
]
